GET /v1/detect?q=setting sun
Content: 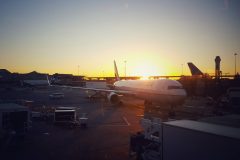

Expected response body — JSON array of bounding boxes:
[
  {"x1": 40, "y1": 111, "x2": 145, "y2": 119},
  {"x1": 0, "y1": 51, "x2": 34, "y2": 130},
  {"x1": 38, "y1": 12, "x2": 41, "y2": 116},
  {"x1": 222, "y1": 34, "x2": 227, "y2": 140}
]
[{"x1": 131, "y1": 62, "x2": 165, "y2": 78}]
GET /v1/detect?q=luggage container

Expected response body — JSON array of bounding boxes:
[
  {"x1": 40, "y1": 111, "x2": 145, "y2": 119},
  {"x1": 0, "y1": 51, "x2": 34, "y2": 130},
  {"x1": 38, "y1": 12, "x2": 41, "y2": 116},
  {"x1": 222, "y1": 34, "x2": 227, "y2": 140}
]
[
  {"x1": 0, "y1": 103, "x2": 30, "y2": 136},
  {"x1": 54, "y1": 107, "x2": 77, "y2": 124}
]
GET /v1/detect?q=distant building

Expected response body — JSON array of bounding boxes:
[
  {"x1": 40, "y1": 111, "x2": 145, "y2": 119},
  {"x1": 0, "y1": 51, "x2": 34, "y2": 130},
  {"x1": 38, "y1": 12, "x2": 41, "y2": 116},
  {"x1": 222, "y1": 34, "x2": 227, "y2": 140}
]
[
  {"x1": 0, "y1": 69, "x2": 20, "y2": 87},
  {"x1": 52, "y1": 73, "x2": 85, "y2": 86},
  {"x1": 21, "y1": 71, "x2": 48, "y2": 80},
  {"x1": 20, "y1": 71, "x2": 49, "y2": 86},
  {"x1": 0, "y1": 69, "x2": 11, "y2": 80}
]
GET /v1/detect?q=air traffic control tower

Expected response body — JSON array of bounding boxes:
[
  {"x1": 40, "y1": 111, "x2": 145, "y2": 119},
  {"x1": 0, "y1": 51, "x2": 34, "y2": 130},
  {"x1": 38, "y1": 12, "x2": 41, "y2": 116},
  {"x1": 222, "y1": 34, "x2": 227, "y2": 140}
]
[{"x1": 215, "y1": 56, "x2": 221, "y2": 79}]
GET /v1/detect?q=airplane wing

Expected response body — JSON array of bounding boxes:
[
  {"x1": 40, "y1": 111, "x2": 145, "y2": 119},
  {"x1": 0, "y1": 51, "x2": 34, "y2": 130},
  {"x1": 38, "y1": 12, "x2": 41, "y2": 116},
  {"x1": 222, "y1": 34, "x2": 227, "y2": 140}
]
[
  {"x1": 50, "y1": 84, "x2": 136, "y2": 96},
  {"x1": 50, "y1": 60, "x2": 136, "y2": 97}
]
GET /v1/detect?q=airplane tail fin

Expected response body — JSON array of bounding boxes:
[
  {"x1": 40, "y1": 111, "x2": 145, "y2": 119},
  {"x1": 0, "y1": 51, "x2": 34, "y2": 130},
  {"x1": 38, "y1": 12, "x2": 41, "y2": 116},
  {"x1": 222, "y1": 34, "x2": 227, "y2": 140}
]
[
  {"x1": 114, "y1": 60, "x2": 120, "y2": 81},
  {"x1": 187, "y1": 62, "x2": 203, "y2": 76}
]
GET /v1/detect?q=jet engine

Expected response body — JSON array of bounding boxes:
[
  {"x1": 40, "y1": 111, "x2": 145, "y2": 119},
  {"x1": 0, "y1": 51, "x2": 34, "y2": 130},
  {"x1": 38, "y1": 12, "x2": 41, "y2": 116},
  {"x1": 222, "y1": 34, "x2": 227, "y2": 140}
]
[{"x1": 107, "y1": 92, "x2": 120, "y2": 104}]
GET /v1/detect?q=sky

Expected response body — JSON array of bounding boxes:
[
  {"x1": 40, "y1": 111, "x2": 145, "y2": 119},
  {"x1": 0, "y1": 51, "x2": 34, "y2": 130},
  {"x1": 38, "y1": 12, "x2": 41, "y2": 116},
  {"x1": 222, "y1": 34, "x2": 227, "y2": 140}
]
[{"x1": 0, "y1": 0, "x2": 240, "y2": 77}]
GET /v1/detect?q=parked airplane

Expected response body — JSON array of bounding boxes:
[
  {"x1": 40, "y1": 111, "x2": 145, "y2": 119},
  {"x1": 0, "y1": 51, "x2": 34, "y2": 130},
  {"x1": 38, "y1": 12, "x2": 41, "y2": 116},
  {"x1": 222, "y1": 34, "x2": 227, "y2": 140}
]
[
  {"x1": 22, "y1": 80, "x2": 50, "y2": 86},
  {"x1": 187, "y1": 62, "x2": 237, "y2": 78},
  {"x1": 54, "y1": 61, "x2": 187, "y2": 109},
  {"x1": 21, "y1": 75, "x2": 50, "y2": 87},
  {"x1": 187, "y1": 62, "x2": 203, "y2": 76}
]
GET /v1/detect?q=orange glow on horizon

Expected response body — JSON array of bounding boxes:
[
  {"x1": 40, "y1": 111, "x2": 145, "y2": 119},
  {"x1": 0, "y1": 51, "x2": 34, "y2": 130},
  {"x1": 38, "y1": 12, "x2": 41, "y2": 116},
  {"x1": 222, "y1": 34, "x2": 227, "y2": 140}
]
[
  {"x1": 129, "y1": 60, "x2": 167, "y2": 77},
  {"x1": 140, "y1": 76, "x2": 151, "y2": 80}
]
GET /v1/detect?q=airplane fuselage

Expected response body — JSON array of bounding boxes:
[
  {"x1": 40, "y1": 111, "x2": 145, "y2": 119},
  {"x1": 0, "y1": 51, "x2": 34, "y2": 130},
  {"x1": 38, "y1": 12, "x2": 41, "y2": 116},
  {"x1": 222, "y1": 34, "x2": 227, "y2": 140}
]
[{"x1": 114, "y1": 79, "x2": 187, "y2": 106}]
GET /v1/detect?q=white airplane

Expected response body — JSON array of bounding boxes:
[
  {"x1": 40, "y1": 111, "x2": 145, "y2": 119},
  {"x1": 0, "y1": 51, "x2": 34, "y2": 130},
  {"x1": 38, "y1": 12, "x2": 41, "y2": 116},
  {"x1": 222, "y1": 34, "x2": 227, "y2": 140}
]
[{"x1": 54, "y1": 61, "x2": 187, "y2": 109}]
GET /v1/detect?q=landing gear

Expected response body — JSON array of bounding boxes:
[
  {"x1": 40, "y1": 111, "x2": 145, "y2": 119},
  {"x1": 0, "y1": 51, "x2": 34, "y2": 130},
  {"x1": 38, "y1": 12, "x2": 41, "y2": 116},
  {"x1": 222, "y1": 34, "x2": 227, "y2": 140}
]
[
  {"x1": 144, "y1": 100, "x2": 152, "y2": 107},
  {"x1": 112, "y1": 101, "x2": 123, "y2": 107},
  {"x1": 144, "y1": 100, "x2": 177, "y2": 119},
  {"x1": 118, "y1": 101, "x2": 123, "y2": 106},
  {"x1": 144, "y1": 100, "x2": 153, "y2": 113},
  {"x1": 168, "y1": 105, "x2": 176, "y2": 118}
]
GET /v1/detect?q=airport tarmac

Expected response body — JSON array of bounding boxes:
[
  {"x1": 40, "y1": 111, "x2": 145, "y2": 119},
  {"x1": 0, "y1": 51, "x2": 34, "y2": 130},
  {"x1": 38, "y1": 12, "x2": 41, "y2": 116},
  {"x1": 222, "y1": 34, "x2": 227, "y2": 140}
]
[
  {"x1": 0, "y1": 87, "x2": 144, "y2": 160},
  {"x1": 1, "y1": 86, "x2": 234, "y2": 160}
]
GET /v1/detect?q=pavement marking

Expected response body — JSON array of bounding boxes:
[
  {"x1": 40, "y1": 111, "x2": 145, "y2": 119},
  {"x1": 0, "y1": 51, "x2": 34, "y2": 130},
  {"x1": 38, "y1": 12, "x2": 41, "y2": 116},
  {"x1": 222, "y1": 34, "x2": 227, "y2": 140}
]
[
  {"x1": 185, "y1": 105, "x2": 194, "y2": 108},
  {"x1": 185, "y1": 105, "x2": 205, "y2": 109},
  {"x1": 123, "y1": 117, "x2": 130, "y2": 126},
  {"x1": 100, "y1": 124, "x2": 130, "y2": 127},
  {"x1": 99, "y1": 117, "x2": 131, "y2": 127},
  {"x1": 43, "y1": 132, "x2": 50, "y2": 135}
]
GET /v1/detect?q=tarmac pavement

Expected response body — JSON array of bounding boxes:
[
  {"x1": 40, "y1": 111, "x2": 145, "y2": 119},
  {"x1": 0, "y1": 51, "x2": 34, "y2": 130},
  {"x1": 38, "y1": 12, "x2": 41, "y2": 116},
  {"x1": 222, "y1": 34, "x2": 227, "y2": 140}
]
[{"x1": 0, "y1": 86, "x2": 144, "y2": 160}]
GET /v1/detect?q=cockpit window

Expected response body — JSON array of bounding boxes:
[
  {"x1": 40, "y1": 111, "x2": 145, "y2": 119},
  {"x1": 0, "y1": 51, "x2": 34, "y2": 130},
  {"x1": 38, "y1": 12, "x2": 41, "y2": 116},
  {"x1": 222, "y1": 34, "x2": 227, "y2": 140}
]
[{"x1": 168, "y1": 86, "x2": 183, "y2": 89}]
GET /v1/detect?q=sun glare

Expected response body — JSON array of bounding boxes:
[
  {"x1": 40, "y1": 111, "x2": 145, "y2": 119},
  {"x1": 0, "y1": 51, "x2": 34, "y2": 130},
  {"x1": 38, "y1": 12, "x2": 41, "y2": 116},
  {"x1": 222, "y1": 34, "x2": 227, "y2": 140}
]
[
  {"x1": 132, "y1": 63, "x2": 162, "y2": 78},
  {"x1": 140, "y1": 76, "x2": 150, "y2": 80}
]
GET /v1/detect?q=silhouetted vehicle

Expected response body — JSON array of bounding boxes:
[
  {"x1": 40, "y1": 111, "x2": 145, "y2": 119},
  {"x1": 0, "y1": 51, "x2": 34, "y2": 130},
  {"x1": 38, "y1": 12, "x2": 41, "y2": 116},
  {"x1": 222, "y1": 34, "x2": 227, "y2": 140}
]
[
  {"x1": 227, "y1": 87, "x2": 240, "y2": 109},
  {"x1": 49, "y1": 93, "x2": 64, "y2": 99}
]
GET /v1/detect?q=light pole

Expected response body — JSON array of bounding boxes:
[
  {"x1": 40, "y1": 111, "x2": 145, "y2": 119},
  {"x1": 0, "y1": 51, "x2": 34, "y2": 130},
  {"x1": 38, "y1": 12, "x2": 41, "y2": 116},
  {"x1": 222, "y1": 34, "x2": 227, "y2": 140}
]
[
  {"x1": 124, "y1": 60, "x2": 127, "y2": 78},
  {"x1": 78, "y1": 65, "x2": 80, "y2": 76},
  {"x1": 181, "y1": 64, "x2": 183, "y2": 75},
  {"x1": 234, "y1": 53, "x2": 238, "y2": 75}
]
